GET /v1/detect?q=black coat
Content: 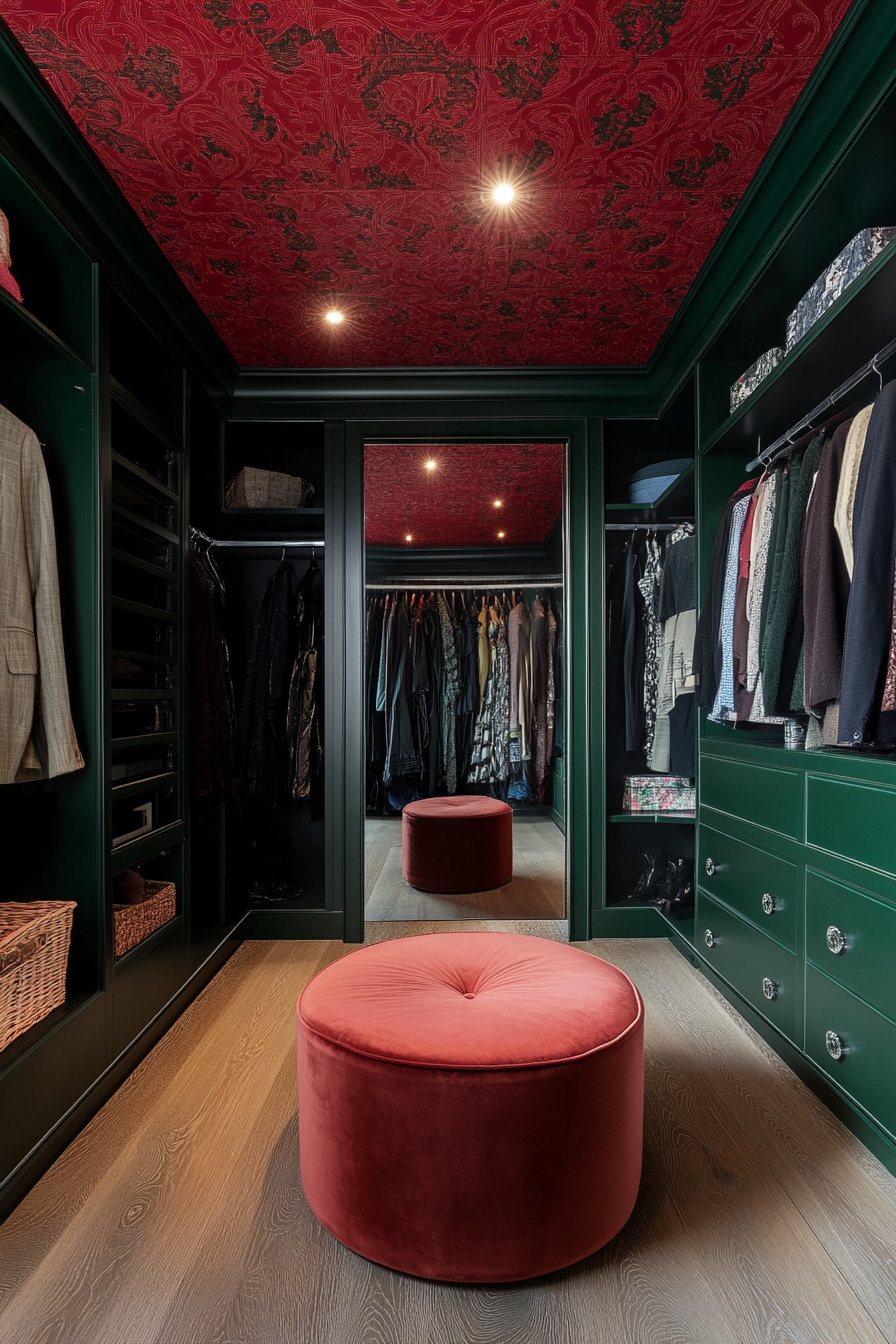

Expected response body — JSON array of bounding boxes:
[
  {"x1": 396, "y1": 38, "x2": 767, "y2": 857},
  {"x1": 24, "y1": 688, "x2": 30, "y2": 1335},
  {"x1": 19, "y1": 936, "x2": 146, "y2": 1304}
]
[{"x1": 839, "y1": 380, "x2": 896, "y2": 745}]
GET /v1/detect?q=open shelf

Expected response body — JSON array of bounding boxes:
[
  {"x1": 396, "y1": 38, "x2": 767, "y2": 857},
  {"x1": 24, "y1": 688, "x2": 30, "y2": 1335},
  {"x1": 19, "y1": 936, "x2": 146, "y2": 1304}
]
[
  {"x1": 605, "y1": 462, "x2": 696, "y2": 521},
  {"x1": 608, "y1": 812, "x2": 696, "y2": 824}
]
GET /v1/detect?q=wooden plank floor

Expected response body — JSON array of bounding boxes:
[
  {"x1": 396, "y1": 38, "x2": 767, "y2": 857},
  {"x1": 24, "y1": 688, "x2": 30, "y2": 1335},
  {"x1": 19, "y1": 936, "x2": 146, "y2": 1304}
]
[
  {"x1": 365, "y1": 816, "x2": 566, "y2": 920},
  {"x1": 2, "y1": 925, "x2": 895, "y2": 1344}
]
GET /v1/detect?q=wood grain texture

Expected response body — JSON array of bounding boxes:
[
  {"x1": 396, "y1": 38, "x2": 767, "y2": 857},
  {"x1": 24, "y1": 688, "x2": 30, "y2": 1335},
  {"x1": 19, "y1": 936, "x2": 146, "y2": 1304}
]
[
  {"x1": 365, "y1": 817, "x2": 566, "y2": 921},
  {"x1": 1, "y1": 930, "x2": 893, "y2": 1344}
]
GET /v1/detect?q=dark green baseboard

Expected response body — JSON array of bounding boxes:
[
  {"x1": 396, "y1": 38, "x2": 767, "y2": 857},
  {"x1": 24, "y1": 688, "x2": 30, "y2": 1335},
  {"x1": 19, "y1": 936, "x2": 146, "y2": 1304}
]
[
  {"x1": 551, "y1": 806, "x2": 565, "y2": 835},
  {"x1": 0, "y1": 929, "x2": 244, "y2": 1222},
  {"x1": 683, "y1": 944, "x2": 896, "y2": 1178},
  {"x1": 589, "y1": 904, "x2": 667, "y2": 938},
  {"x1": 244, "y1": 908, "x2": 345, "y2": 940}
]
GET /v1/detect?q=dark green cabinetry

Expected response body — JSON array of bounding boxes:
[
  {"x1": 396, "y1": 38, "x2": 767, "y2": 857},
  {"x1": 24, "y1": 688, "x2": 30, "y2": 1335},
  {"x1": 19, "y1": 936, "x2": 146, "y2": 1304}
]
[{"x1": 0, "y1": 148, "x2": 241, "y2": 1218}]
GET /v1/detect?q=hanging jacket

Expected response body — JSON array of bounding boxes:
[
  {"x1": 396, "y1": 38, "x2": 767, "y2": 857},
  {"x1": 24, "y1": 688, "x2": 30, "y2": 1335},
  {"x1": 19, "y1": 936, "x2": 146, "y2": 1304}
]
[{"x1": 0, "y1": 403, "x2": 84, "y2": 783}]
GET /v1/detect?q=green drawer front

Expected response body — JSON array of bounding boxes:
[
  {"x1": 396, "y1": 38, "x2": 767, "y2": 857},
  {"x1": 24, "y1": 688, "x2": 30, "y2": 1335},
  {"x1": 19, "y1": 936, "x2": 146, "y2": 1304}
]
[
  {"x1": 806, "y1": 775, "x2": 896, "y2": 875},
  {"x1": 697, "y1": 891, "x2": 798, "y2": 1041},
  {"x1": 698, "y1": 823, "x2": 798, "y2": 950},
  {"x1": 806, "y1": 870, "x2": 896, "y2": 1021},
  {"x1": 700, "y1": 754, "x2": 803, "y2": 839},
  {"x1": 805, "y1": 965, "x2": 896, "y2": 1140}
]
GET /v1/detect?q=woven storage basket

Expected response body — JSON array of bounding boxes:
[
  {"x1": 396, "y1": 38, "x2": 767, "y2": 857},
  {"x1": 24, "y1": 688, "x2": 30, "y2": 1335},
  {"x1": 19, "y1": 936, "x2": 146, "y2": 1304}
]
[
  {"x1": 225, "y1": 466, "x2": 315, "y2": 509},
  {"x1": 113, "y1": 880, "x2": 176, "y2": 959},
  {"x1": 0, "y1": 901, "x2": 76, "y2": 1051}
]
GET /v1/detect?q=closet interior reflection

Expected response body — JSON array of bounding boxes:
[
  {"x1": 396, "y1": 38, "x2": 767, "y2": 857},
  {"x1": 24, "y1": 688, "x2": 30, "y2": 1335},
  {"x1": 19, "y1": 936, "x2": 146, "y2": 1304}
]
[{"x1": 364, "y1": 443, "x2": 567, "y2": 922}]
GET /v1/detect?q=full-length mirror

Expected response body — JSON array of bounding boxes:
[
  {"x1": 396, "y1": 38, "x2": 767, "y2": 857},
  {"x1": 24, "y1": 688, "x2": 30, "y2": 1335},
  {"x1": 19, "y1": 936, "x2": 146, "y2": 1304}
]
[{"x1": 363, "y1": 442, "x2": 567, "y2": 922}]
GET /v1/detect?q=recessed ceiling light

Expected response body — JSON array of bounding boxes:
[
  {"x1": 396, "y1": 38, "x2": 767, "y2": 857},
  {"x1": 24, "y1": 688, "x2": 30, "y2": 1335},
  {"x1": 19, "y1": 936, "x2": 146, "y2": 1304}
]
[
  {"x1": 405, "y1": 533, "x2": 413, "y2": 542},
  {"x1": 497, "y1": 531, "x2": 506, "y2": 539},
  {"x1": 492, "y1": 183, "x2": 515, "y2": 205},
  {"x1": 425, "y1": 460, "x2": 437, "y2": 471},
  {"x1": 325, "y1": 309, "x2": 344, "y2": 325},
  {"x1": 493, "y1": 499, "x2": 503, "y2": 508}
]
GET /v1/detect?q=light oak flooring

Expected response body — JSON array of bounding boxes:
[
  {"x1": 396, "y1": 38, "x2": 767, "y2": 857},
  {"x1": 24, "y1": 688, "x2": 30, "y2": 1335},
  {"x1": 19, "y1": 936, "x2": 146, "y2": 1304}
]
[
  {"x1": 365, "y1": 815, "x2": 566, "y2": 920},
  {"x1": 2, "y1": 926, "x2": 895, "y2": 1344}
]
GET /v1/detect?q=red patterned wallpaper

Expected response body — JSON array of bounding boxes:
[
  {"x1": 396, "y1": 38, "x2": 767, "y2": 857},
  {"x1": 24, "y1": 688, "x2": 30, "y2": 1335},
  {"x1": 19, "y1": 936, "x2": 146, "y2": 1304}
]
[
  {"x1": 365, "y1": 443, "x2": 564, "y2": 546},
  {"x1": 4, "y1": 1, "x2": 854, "y2": 368}
]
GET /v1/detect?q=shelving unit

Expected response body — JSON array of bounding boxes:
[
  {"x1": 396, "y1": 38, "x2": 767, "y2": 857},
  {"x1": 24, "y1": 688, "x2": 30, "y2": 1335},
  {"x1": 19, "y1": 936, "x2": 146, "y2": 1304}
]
[{"x1": 597, "y1": 381, "x2": 697, "y2": 932}]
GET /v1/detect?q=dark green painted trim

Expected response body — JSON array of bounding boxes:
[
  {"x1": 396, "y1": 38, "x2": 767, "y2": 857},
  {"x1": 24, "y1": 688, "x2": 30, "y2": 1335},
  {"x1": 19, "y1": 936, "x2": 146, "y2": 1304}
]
[
  {"x1": 0, "y1": 21, "x2": 236, "y2": 404},
  {"x1": 0, "y1": 929, "x2": 243, "y2": 1222},
  {"x1": 232, "y1": 368, "x2": 649, "y2": 409},
  {"x1": 366, "y1": 544, "x2": 558, "y2": 581},
  {"x1": 343, "y1": 418, "x2": 588, "y2": 941},
  {"x1": 324, "y1": 418, "x2": 350, "y2": 932},
  {"x1": 589, "y1": 906, "x2": 667, "y2": 937},
  {"x1": 243, "y1": 910, "x2": 347, "y2": 940},
  {"x1": 230, "y1": 395, "x2": 655, "y2": 424},
  {"x1": 682, "y1": 944, "x2": 896, "y2": 1177}
]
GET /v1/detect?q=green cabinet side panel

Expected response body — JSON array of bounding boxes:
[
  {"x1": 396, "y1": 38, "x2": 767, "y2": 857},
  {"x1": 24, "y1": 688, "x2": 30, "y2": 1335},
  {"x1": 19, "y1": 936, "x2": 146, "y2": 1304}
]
[
  {"x1": 698, "y1": 823, "x2": 798, "y2": 951},
  {"x1": 700, "y1": 754, "x2": 803, "y2": 840},
  {"x1": 0, "y1": 997, "x2": 106, "y2": 1177},
  {"x1": 805, "y1": 965, "x2": 896, "y2": 1141},
  {"x1": 806, "y1": 869, "x2": 896, "y2": 1022},
  {"x1": 806, "y1": 774, "x2": 896, "y2": 876},
  {"x1": 696, "y1": 890, "x2": 799, "y2": 1043}
]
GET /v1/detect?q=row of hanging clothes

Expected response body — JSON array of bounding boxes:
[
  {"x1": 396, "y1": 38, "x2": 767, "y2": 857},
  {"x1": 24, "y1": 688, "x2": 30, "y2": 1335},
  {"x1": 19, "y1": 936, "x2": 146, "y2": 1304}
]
[
  {"x1": 366, "y1": 586, "x2": 562, "y2": 813},
  {"x1": 607, "y1": 523, "x2": 697, "y2": 778},
  {"x1": 694, "y1": 377, "x2": 896, "y2": 750}
]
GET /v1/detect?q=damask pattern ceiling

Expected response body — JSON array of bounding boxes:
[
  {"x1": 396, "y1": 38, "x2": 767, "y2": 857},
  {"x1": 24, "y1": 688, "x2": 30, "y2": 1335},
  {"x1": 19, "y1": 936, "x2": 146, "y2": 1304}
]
[
  {"x1": 364, "y1": 444, "x2": 564, "y2": 547},
  {"x1": 5, "y1": 0, "x2": 854, "y2": 368}
]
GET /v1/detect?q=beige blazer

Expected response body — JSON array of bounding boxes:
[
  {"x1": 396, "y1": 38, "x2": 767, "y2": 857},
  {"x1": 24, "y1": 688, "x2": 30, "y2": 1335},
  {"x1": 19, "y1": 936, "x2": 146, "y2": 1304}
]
[{"x1": 0, "y1": 402, "x2": 84, "y2": 783}]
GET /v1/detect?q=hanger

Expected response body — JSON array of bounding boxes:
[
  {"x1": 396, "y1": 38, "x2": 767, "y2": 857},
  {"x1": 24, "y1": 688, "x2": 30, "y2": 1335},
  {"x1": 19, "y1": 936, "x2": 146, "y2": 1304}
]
[{"x1": 873, "y1": 355, "x2": 884, "y2": 393}]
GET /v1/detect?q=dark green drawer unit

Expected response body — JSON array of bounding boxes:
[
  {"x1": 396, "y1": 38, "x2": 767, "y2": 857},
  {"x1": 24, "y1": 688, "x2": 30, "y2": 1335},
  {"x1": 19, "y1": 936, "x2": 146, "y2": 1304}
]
[
  {"x1": 700, "y1": 754, "x2": 803, "y2": 840},
  {"x1": 805, "y1": 965, "x2": 896, "y2": 1142},
  {"x1": 697, "y1": 891, "x2": 798, "y2": 1042},
  {"x1": 806, "y1": 870, "x2": 896, "y2": 1022},
  {"x1": 698, "y1": 824, "x2": 798, "y2": 950},
  {"x1": 806, "y1": 774, "x2": 896, "y2": 876}
]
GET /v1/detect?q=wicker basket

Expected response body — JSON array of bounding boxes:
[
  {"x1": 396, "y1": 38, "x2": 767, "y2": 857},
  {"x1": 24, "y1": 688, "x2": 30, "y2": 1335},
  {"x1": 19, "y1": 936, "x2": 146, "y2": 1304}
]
[
  {"x1": 225, "y1": 466, "x2": 315, "y2": 509},
  {"x1": 113, "y1": 880, "x2": 176, "y2": 959},
  {"x1": 0, "y1": 901, "x2": 76, "y2": 1051}
]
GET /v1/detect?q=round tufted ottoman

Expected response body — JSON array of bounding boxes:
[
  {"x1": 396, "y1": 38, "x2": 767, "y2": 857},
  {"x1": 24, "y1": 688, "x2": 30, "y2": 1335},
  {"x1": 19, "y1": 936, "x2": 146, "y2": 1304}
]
[
  {"x1": 297, "y1": 931, "x2": 644, "y2": 1282},
  {"x1": 402, "y1": 796, "x2": 512, "y2": 893}
]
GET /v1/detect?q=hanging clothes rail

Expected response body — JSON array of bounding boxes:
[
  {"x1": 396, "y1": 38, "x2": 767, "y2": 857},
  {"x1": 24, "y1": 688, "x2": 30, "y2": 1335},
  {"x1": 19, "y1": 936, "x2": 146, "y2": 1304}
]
[
  {"x1": 365, "y1": 576, "x2": 562, "y2": 590},
  {"x1": 605, "y1": 523, "x2": 679, "y2": 532},
  {"x1": 210, "y1": 539, "x2": 324, "y2": 549},
  {"x1": 744, "y1": 336, "x2": 896, "y2": 471}
]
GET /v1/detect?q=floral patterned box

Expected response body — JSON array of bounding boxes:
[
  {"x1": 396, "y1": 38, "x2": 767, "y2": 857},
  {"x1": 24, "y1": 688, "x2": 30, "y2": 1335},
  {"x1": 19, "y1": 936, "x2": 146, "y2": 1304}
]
[
  {"x1": 785, "y1": 227, "x2": 896, "y2": 352},
  {"x1": 730, "y1": 348, "x2": 784, "y2": 414},
  {"x1": 623, "y1": 775, "x2": 696, "y2": 813}
]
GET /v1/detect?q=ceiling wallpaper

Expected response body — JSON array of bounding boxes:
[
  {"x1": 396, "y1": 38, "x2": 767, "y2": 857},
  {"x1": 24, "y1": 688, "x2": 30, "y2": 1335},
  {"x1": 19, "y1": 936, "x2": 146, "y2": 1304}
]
[
  {"x1": 364, "y1": 443, "x2": 564, "y2": 547},
  {"x1": 4, "y1": 0, "x2": 855, "y2": 368}
]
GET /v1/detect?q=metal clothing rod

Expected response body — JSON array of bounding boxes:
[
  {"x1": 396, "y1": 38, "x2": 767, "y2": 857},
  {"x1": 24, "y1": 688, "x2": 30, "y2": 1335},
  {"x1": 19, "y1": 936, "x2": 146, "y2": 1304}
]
[
  {"x1": 744, "y1": 336, "x2": 896, "y2": 471},
  {"x1": 605, "y1": 523, "x2": 678, "y2": 531},
  {"x1": 366, "y1": 577, "x2": 562, "y2": 590},
  {"x1": 210, "y1": 539, "x2": 323, "y2": 548}
]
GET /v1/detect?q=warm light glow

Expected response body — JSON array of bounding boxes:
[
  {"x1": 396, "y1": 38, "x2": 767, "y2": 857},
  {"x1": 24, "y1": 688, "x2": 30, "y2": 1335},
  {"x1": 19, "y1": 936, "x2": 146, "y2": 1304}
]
[
  {"x1": 493, "y1": 499, "x2": 503, "y2": 508},
  {"x1": 324, "y1": 309, "x2": 344, "y2": 325},
  {"x1": 497, "y1": 531, "x2": 506, "y2": 539},
  {"x1": 425, "y1": 460, "x2": 437, "y2": 471},
  {"x1": 492, "y1": 183, "x2": 515, "y2": 205},
  {"x1": 405, "y1": 533, "x2": 413, "y2": 542}
]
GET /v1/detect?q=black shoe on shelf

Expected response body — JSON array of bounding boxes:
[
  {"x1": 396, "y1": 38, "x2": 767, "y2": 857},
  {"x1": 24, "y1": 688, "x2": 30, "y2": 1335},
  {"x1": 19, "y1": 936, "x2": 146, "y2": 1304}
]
[{"x1": 627, "y1": 851, "x2": 665, "y2": 903}]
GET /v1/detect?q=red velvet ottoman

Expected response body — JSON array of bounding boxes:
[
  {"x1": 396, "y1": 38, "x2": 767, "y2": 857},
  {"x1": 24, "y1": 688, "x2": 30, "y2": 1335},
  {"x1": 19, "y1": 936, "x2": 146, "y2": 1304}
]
[
  {"x1": 297, "y1": 931, "x2": 644, "y2": 1282},
  {"x1": 402, "y1": 796, "x2": 512, "y2": 892}
]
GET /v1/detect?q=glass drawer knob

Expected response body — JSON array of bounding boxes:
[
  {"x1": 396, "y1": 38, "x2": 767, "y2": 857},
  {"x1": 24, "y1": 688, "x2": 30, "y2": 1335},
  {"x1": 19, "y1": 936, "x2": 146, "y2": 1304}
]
[
  {"x1": 705, "y1": 858, "x2": 716, "y2": 877},
  {"x1": 825, "y1": 1030, "x2": 846, "y2": 1061},
  {"x1": 826, "y1": 926, "x2": 847, "y2": 956},
  {"x1": 761, "y1": 893, "x2": 776, "y2": 915},
  {"x1": 704, "y1": 929, "x2": 715, "y2": 948},
  {"x1": 762, "y1": 977, "x2": 778, "y2": 1001}
]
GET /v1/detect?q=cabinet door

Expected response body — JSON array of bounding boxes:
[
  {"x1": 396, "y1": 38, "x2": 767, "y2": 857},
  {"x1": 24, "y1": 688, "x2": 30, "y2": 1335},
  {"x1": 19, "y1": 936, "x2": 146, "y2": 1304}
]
[
  {"x1": 806, "y1": 870, "x2": 896, "y2": 1022},
  {"x1": 699, "y1": 824, "x2": 798, "y2": 950},
  {"x1": 697, "y1": 891, "x2": 798, "y2": 1042},
  {"x1": 805, "y1": 965, "x2": 896, "y2": 1141},
  {"x1": 807, "y1": 775, "x2": 896, "y2": 876}
]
